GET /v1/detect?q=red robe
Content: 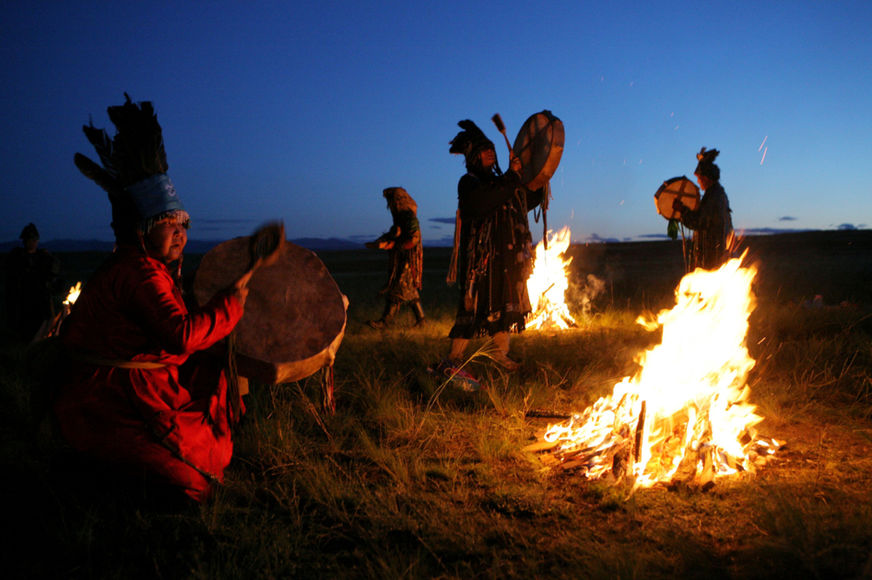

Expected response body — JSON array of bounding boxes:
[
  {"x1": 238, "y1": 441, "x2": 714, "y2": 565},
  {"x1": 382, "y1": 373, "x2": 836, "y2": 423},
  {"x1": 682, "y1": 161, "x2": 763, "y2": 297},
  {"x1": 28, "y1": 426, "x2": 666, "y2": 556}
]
[{"x1": 54, "y1": 246, "x2": 244, "y2": 502}]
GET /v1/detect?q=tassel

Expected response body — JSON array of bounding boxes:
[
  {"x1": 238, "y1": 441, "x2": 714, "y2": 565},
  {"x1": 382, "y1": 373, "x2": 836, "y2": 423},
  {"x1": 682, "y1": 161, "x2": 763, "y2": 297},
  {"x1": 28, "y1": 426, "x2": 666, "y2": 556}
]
[
  {"x1": 226, "y1": 331, "x2": 241, "y2": 425},
  {"x1": 446, "y1": 209, "x2": 461, "y2": 285},
  {"x1": 322, "y1": 365, "x2": 335, "y2": 414}
]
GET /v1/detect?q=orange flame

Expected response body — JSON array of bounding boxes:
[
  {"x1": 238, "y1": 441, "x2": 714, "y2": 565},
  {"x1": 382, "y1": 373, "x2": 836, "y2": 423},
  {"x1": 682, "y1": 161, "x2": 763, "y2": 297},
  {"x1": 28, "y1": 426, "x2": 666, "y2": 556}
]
[
  {"x1": 526, "y1": 227, "x2": 576, "y2": 330},
  {"x1": 540, "y1": 254, "x2": 780, "y2": 487},
  {"x1": 63, "y1": 282, "x2": 82, "y2": 306}
]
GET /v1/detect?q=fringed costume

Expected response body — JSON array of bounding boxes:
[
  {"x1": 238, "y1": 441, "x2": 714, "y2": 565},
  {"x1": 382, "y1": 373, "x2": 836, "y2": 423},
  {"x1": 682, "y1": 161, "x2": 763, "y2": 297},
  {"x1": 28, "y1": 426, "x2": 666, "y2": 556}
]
[
  {"x1": 367, "y1": 187, "x2": 425, "y2": 327},
  {"x1": 447, "y1": 120, "x2": 544, "y2": 339}
]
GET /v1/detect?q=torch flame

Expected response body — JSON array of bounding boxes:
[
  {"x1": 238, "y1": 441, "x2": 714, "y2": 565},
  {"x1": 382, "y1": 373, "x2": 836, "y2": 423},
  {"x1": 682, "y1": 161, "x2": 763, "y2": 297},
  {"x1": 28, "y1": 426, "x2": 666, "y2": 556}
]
[
  {"x1": 539, "y1": 254, "x2": 780, "y2": 487},
  {"x1": 63, "y1": 282, "x2": 82, "y2": 306},
  {"x1": 526, "y1": 227, "x2": 576, "y2": 330}
]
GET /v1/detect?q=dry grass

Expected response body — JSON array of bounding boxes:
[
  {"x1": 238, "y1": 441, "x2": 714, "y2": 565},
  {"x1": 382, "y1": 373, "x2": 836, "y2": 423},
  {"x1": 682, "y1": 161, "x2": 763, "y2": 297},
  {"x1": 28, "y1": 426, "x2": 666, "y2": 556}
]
[{"x1": 3, "y1": 232, "x2": 872, "y2": 578}]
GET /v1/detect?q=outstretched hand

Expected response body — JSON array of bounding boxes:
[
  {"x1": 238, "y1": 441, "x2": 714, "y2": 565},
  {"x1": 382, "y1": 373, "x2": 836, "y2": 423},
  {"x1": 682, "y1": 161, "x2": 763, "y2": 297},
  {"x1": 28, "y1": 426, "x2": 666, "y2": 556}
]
[
  {"x1": 231, "y1": 270, "x2": 253, "y2": 307},
  {"x1": 366, "y1": 240, "x2": 394, "y2": 250}
]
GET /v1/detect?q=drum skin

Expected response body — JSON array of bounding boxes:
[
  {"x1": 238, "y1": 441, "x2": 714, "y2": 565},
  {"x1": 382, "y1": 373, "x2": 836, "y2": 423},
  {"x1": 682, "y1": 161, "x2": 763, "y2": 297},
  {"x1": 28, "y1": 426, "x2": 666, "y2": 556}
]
[
  {"x1": 512, "y1": 110, "x2": 565, "y2": 191},
  {"x1": 193, "y1": 238, "x2": 347, "y2": 384},
  {"x1": 654, "y1": 176, "x2": 700, "y2": 220}
]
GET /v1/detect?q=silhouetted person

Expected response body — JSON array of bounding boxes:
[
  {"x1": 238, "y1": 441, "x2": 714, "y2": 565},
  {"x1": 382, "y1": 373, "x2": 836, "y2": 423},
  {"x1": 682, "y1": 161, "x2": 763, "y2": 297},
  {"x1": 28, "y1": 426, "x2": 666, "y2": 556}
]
[
  {"x1": 673, "y1": 147, "x2": 734, "y2": 270},
  {"x1": 437, "y1": 119, "x2": 544, "y2": 379},
  {"x1": 366, "y1": 187, "x2": 425, "y2": 329},
  {"x1": 5, "y1": 223, "x2": 60, "y2": 342}
]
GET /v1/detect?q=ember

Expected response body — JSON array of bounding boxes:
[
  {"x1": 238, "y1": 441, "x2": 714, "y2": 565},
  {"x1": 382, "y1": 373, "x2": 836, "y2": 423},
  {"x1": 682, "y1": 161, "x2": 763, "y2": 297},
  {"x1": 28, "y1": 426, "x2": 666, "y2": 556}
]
[
  {"x1": 529, "y1": 255, "x2": 781, "y2": 488},
  {"x1": 526, "y1": 227, "x2": 576, "y2": 330}
]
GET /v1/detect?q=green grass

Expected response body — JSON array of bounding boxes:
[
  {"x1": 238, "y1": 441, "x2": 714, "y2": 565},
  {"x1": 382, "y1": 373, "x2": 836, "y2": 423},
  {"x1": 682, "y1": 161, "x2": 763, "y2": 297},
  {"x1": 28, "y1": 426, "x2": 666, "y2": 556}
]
[{"x1": 3, "y1": 232, "x2": 872, "y2": 578}]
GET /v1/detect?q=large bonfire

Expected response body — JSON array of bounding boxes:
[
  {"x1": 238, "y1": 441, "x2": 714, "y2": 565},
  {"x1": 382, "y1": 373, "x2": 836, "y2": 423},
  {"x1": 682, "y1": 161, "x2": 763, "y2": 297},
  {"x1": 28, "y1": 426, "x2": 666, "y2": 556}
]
[{"x1": 529, "y1": 254, "x2": 780, "y2": 488}]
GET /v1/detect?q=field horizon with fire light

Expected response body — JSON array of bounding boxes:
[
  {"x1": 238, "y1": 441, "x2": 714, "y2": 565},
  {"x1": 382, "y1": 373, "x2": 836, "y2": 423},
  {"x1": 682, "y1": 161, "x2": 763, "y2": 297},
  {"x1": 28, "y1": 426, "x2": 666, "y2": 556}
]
[{"x1": 2, "y1": 230, "x2": 872, "y2": 578}]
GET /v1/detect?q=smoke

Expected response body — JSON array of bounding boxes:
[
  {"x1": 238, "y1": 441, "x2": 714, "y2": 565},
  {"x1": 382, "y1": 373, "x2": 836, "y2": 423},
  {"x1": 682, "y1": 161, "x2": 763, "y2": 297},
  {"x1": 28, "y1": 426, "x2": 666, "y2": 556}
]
[{"x1": 570, "y1": 273, "x2": 607, "y2": 317}]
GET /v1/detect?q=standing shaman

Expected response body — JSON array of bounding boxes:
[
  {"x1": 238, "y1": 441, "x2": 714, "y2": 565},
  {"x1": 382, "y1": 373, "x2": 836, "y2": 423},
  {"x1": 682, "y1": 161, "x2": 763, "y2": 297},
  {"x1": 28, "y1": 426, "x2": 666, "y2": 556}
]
[
  {"x1": 673, "y1": 147, "x2": 734, "y2": 270},
  {"x1": 366, "y1": 187, "x2": 425, "y2": 328}
]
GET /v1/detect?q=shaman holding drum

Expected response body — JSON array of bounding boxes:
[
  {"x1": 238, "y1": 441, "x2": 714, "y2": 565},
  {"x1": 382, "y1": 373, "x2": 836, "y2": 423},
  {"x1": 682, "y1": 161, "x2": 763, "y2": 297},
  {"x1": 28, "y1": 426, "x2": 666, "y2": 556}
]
[
  {"x1": 440, "y1": 118, "x2": 548, "y2": 373},
  {"x1": 672, "y1": 147, "x2": 734, "y2": 270}
]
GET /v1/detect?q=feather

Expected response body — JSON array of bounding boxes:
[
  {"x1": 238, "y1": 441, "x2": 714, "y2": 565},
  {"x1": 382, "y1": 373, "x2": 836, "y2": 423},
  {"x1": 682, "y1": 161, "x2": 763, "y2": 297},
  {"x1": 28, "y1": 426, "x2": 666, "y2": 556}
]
[
  {"x1": 76, "y1": 93, "x2": 169, "y2": 192},
  {"x1": 106, "y1": 94, "x2": 168, "y2": 186},
  {"x1": 73, "y1": 153, "x2": 118, "y2": 197},
  {"x1": 450, "y1": 119, "x2": 492, "y2": 156},
  {"x1": 81, "y1": 121, "x2": 116, "y2": 177},
  {"x1": 697, "y1": 147, "x2": 720, "y2": 164}
]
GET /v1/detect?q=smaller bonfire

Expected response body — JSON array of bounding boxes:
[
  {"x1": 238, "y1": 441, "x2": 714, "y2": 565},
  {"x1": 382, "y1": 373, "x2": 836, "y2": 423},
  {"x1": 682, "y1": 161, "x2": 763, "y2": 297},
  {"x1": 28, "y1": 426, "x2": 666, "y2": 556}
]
[{"x1": 526, "y1": 227, "x2": 577, "y2": 330}]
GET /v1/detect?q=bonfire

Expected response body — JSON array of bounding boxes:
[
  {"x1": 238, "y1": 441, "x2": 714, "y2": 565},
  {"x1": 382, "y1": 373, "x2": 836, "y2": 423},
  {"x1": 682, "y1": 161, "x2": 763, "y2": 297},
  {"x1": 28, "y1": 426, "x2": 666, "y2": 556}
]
[
  {"x1": 526, "y1": 227, "x2": 577, "y2": 330},
  {"x1": 528, "y1": 254, "x2": 781, "y2": 488}
]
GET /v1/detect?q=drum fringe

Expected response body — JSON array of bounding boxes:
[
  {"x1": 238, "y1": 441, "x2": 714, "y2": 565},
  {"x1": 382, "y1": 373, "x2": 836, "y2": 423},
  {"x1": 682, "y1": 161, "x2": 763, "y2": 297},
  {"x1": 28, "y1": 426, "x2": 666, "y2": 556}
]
[
  {"x1": 322, "y1": 365, "x2": 335, "y2": 415},
  {"x1": 295, "y1": 382, "x2": 333, "y2": 442}
]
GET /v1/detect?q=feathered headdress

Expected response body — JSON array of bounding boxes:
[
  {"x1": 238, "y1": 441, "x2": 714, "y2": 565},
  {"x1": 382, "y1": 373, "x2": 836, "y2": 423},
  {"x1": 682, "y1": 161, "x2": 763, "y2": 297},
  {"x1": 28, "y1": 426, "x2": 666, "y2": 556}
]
[
  {"x1": 74, "y1": 93, "x2": 188, "y2": 243},
  {"x1": 695, "y1": 147, "x2": 721, "y2": 181},
  {"x1": 449, "y1": 119, "x2": 495, "y2": 163}
]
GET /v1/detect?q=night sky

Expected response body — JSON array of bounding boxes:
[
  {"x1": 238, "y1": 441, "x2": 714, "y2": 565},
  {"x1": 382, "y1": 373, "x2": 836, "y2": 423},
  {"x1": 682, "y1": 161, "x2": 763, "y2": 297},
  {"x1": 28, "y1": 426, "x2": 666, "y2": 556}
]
[{"x1": 2, "y1": 1, "x2": 870, "y2": 245}]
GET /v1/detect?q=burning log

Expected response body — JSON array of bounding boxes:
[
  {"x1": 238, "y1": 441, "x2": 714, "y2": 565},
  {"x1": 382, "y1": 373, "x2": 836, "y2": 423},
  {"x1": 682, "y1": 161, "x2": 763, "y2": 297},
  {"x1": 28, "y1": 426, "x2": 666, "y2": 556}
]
[
  {"x1": 526, "y1": 255, "x2": 783, "y2": 489},
  {"x1": 524, "y1": 409, "x2": 572, "y2": 420},
  {"x1": 633, "y1": 400, "x2": 646, "y2": 464}
]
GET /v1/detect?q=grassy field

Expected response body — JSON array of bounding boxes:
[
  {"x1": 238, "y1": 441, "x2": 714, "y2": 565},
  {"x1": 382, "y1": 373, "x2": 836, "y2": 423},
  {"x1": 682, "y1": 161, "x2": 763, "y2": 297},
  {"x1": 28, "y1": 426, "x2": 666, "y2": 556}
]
[{"x1": 2, "y1": 231, "x2": 872, "y2": 578}]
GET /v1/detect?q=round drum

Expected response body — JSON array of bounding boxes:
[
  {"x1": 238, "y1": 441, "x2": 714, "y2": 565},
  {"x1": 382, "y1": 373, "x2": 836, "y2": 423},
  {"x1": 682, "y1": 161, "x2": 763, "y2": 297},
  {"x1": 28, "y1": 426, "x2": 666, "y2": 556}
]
[
  {"x1": 654, "y1": 176, "x2": 700, "y2": 220},
  {"x1": 193, "y1": 238, "x2": 347, "y2": 384},
  {"x1": 512, "y1": 110, "x2": 565, "y2": 190}
]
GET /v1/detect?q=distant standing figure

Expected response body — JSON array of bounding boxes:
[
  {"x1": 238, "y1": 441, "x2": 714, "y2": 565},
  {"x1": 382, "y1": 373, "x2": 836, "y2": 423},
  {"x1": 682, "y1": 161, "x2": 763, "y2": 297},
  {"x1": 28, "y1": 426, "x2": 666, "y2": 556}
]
[
  {"x1": 673, "y1": 147, "x2": 734, "y2": 270},
  {"x1": 366, "y1": 187, "x2": 425, "y2": 328},
  {"x1": 4, "y1": 223, "x2": 61, "y2": 342}
]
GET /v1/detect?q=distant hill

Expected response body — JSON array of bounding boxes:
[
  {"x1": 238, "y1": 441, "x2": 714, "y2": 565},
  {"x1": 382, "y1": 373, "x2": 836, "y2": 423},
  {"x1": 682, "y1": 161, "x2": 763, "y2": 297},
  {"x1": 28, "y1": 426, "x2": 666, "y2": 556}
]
[{"x1": 0, "y1": 237, "x2": 365, "y2": 253}]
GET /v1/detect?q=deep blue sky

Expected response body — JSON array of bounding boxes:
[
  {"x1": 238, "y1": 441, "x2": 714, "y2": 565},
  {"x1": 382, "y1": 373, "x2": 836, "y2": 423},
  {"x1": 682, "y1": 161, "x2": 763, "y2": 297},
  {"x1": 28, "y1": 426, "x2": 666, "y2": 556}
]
[{"x1": 2, "y1": 1, "x2": 870, "y2": 245}]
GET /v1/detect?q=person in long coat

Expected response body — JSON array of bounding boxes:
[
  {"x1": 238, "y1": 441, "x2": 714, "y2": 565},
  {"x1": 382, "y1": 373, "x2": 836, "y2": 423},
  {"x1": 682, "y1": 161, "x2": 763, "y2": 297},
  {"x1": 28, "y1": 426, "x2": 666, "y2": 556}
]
[
  {"x1": 4, "y1": 222, "x2": 61, "y2": 342},
  {"x1": 366, "y1": 187, "x2": 425, "y2": 328},
  {"x1": 674, "y1": 147, "x2": 734, "y2": 270},
  {"x1": 439, "y1": 120, "x2": 544, "y2": 376},
  {"x1": 53, "y1": 96, "x2": 251, "y2": 502}
]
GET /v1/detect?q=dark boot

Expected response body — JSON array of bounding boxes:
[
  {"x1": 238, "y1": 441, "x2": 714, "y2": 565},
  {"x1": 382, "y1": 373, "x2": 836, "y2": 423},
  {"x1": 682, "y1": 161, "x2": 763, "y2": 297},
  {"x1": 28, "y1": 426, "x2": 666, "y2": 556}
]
[
  {"x1": 411, "y1": 300, "x2": 426, "y2": 326},
  {"x1": 367, "y1": 300, "x2": 400, "y2": 329}
]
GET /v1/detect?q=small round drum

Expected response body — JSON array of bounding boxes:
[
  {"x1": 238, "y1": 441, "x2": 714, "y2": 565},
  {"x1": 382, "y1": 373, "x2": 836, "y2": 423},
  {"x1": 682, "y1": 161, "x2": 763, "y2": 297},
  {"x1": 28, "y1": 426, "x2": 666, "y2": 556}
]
[
  {"x1": 193, "y1": 238, "x2": 347, "y2": 384},
  {"x1": 654, "y1": 176, "x2": 700, "y2": 220},
  {"x1": 512, "y1": 110, "x2": 565, "y2": 190}
]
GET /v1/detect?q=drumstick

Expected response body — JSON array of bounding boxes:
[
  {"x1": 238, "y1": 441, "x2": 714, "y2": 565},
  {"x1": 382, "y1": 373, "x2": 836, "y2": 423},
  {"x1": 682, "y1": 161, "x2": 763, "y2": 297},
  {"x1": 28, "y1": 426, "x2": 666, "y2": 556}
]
[
  {"x1": 491, "y1": 114, "x2": 515, "y2": 161},
  {"x1": 244, "y1": 221, "x2": 285, "y2": 283}
]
